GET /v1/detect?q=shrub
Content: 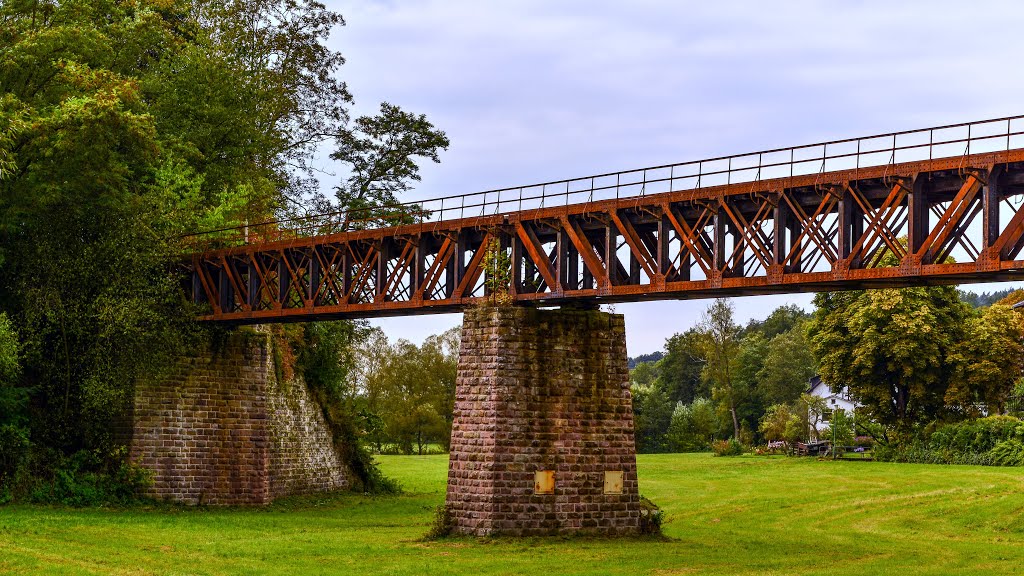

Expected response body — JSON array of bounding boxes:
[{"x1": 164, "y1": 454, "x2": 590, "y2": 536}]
[
  {"x1": 929, "y1": 416, "x2": 1024, "y2": 453},
  {"x1": 822, "y1": 409, "x2": 856, "y2": 447},
  {"x1": 424, "y1": 504, "x2": 454, "y2": 539},
  {"x1": 874, "y1": 438, "x2": 1005, "y2": 467},
  {"x1": 712, "y1": 438, "x2": 745, "y2": 457},
  {"x1": 666, "y1": 398, "x2": 718, "y2": 452},
  {"x1": 19, "y1": 446, "x2": 153, "y2": 507},
  {"x1": 873, "y1": 416, "x2": 1024, "y2": 467},
  {"x1": 638, "y1": 496, "x2": 663, "y2": 535},
  {"x1": 989, "y1": 439, "x2": 1024, "y2": 466}
]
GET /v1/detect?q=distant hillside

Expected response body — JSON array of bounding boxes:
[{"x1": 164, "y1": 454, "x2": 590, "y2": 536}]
[
  {"x1": 959, "y1": 288, "x2": 1017, "y2": 308},
  {"x1": 627, "y1": 351, "x2": 664, "y2": 369}
]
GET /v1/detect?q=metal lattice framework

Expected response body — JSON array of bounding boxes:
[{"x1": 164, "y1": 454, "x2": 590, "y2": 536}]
[{"x1": 184, "y1": 116, "x2": 1024, "y2": 323}]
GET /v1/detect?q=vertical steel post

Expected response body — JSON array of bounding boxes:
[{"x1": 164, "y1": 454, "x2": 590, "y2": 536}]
[
  {"x1": 984, "y1": 165, "x2": 1004, "y2": 250},
  {"x1": 713, "y1": 203, "x2": 726, "y2": 273},
  {"x1": 838, "y1": 190, "x2": 854, "y2": 261},
  {"x1": 511, "y1": 233, "x2": 523, "y2": 294},
  {"x1": 309, "y1": 249, "x2": 321, "y2": 305},
  {"x1": 908, "y1": 176, "x2": 928, "y2": 257},
  {"x1": 277, "y1": 255, "x2": 290, "y2": 308},
  {"x1": 774, "y1": 195, "x2": 788, "y2": 267},
  {"x1": 555, "y1": 226, "x2": 567, "y2": 291},
  {"x1": 219, "y1": 264, "x2": 233, "y2": 313}
]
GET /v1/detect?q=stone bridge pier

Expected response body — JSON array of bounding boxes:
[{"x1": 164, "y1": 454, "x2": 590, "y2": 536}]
[{"x1": 446, "y1": 307, "x2": 642, "y2": 536}]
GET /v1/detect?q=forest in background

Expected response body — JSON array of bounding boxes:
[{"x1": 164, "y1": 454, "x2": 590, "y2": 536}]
[{"x1": 629, "y1": 286, "x2": 1024, "y2": 456}]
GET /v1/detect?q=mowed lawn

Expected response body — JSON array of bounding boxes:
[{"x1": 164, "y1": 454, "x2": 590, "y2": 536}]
[{"x1": 2, "y1": 455, "x2": 1024, "y2": 575}]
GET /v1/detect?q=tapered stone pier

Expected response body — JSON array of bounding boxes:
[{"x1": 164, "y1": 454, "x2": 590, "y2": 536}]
[{"x1": 446, "y1": 307, "x2": 641, "y2": 536}]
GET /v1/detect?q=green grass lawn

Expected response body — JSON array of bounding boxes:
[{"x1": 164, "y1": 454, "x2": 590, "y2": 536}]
[{"x1": 2, "y1": 454, "x2": 1024, "y2": 575}]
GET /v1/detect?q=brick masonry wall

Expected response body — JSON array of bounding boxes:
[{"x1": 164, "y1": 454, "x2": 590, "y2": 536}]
[
  {"x1": 446, "y1": 307, "x2": 641, "y2": 536},
  {"x1": 129, "y1": 328, "x2": 349, "y2": 505}
]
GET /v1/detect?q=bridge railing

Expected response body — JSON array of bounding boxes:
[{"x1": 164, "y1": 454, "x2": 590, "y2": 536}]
[{"x1": 181, "y1": 115, "x2": 1024, "y2": 249}]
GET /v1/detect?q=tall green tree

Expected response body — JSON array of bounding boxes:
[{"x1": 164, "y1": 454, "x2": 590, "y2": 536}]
[
  {"x1": 729, "y1": 331, "x2": 767, "y2": 434},
  {"x1": 332, "y1": 102, "x2": 450, "y2": 229},
  {"x1": 808, "y1": 286, "x2": 971, "y2": 430},
  {"x1": 700, "y1": 299, "x2": 743, "y2": 439},
  {"x1": 656, "y1": 328, "x2": 706, "y2": 405},
  {"x1": 1, "y1": 0, "x2": 203, "y2": 452},
  {"x1": 947, "y1": 304, "x2": 1024, "y2": 416},
  {"x1": 757, "y1": 321, "x2": 817, "y2": 406}
]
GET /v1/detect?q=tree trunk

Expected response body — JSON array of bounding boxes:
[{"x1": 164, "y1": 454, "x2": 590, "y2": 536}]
[
  {"x1": 896, "y1": 385, "x2": 908, "y2": 422},
  {"x1": 730, "y1": 404, "x2": 740, "y2": 439}
]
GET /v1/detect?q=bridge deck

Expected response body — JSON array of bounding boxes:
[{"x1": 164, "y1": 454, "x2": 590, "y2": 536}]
[{"x1": 185, "y1": 117, "x2": 1024, "y2": 322}]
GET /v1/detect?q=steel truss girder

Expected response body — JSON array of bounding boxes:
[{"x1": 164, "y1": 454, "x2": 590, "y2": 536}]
[{"x1": 188, "y1": 150, "x2": 1024, "y2": 323}]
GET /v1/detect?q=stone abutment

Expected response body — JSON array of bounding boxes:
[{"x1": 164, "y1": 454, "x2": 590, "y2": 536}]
[{"x1": 129, "y1": 328, "x2": 349, "y2": 505}]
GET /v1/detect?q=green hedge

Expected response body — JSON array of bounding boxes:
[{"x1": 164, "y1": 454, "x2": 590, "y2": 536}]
[{"x1": 875, "y1": 416, "x2": 1024, "y2": 467}]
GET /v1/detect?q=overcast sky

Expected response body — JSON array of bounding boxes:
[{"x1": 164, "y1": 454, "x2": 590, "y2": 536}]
[{"x1": 320, "y1": 0, "x2": 1024, "y2": 355}]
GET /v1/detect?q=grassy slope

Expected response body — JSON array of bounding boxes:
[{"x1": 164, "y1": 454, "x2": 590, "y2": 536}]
[{"x1": 1, "y1": 454, "x2": 1023, "y2": 575}]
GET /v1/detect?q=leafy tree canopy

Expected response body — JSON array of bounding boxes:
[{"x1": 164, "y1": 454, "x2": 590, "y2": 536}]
[
  {"x1": 655, "y1": 328, "x2": 705, "y2": 405},
  {"x1": 331, "y1": 102, "x2": 449, "y2": 229},
  {"x1": 947, "y1": 304, "x2": 1024, "y2": 416},
  {"x1": 757, "y1": 321, "x2": 817, "y2": 407},
  {"x1": 742, "y1": 303, "x2": 809, "y2": 339},
  {"x1": 627, "y1": 351, "x2": 664, "y2": 369},
  {"x1": 360, "y1": 327, "x2": 459, "y2": 455},
  {"x1": 699, "y1": 299, "x2": 743, "y2": 438},
  {"x1": 808, "y1": 286, "x2": 971, "y2": 430}
]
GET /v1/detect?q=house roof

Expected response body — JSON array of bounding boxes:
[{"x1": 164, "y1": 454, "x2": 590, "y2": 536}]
[{"x1": 807, "y1": 375, "x2": 825, "y2": 395}]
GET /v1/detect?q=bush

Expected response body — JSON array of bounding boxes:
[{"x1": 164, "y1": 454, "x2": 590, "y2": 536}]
[
  {"x1": 874, "y1": 443, "x2": 997, "y2": 466},
  {"x1": 424, "y1": 504, "x2": 454, "y2": 539},
  {"x1": 50, "y1": 452, "x2": 150, "y2": 506},
  {"x1": 874, "y1": 416, "x2": 1024, "y2": 467},
  {"x1": 712, "y1": 438, "x2": 745, "y2": 457},
  {"x1": 638, "y1": 496, "x2": 664, "y2": 535},
  {"x1": 822, "y1": 409, "x2": 855, "y2": 447},
  {"x1": 12, "y1": 446, "x2": 153, "y2": 507},
  {"x1": 929, "y1": 416, "x2": 1024, "y2": 453},
  {"x1": 666, "y1": 398, "x2": 718, "y2": 452},
  {"x1": 989, "y1": 439, "x2": 1024, "y2": 466}
]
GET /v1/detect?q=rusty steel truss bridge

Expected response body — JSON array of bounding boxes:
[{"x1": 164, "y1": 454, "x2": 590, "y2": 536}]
[{"x1": 184, "y1": 116, "x2": 1024, "y2": 323}]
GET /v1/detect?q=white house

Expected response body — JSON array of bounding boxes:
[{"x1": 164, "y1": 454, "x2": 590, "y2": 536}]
[
  {"x1": 807, "y1": 375, "x2": 858, "y2": 413},
  {"x1": 807, "y1": 375, "x2": 859, "y2": 439}
]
